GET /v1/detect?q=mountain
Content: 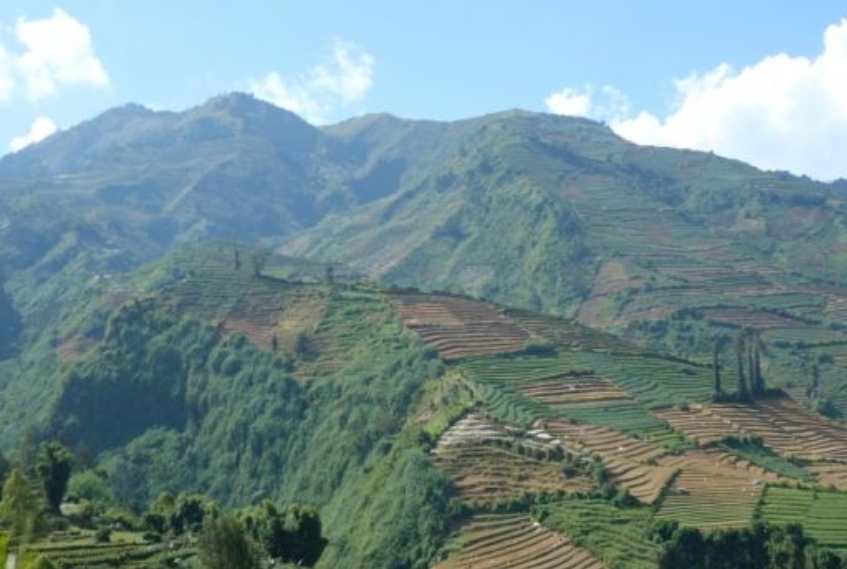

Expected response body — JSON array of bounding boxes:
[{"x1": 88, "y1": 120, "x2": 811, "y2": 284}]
[
  {"x1": 3, "y1": 95, "x2": 847, "y2": 568},
  {"x1": 4, "y1": 93, "x2": 847, "y2": 431}
]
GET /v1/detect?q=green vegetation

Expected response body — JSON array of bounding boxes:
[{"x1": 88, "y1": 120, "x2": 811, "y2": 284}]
[
  {"x1": 657, "y1": 522, "x2": 847, "y2": 569},
  {"x1": 198, "y1": 514, "x2": 262, "y2": 569},
  {"x1": 759, "y1": 487, "x2": 847, "y2": 551},
  {"x1": 535, "y1": 499, "x2": 660, "y2": 569},
  {"x1": 721, "y1": 437, "x2": 815, "y2": 481}
]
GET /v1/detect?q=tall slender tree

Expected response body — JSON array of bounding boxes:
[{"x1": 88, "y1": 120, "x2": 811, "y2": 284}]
[
  {"x1": 735, "y1": 331, "x2": 751, "y2": 402},
  {"x1": 753, "y1": 334, "x2": 764, "y2": 395},
  {"x1": 747, "y1": 330, "x2": 757, "y2": 398},
  {"x1": 713, "y1": 337, "x2": 724, "y2": 400},
  {"x1": 36, "y1": 441, "x2": 73, "y2": 514}
]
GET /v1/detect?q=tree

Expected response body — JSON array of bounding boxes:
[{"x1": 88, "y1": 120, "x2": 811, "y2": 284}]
[
  {"x1": 735, "y1": 332, "x2": 751, "y2": 403},
  {"x1": 811, "y1": 548, "x2": 846, "y2": 569},
  {"x1": 245, "y1": 502, "x2": 327, "y2": 567},
  {"x1": 279, "y1": 504, "x2": 327, "y2": 567},
  {"x1": 36, "y1": 441, "x2": 73, "y2": 514},
  {"x1": 0, "y1": 469, "x2": 40, "y2": 544},
  {"x1": 713, "y1": 337, "x2": 724, "y2": 399},
  {"x1": 748, "y1": 329, "x2": 766, "y2": 396},
  {"x1": 171, "y1": 493, "x2": 210, "y2": 534},
  {"x1": 660, "y1": 527, "x2": 705, "y2": 569},
  {"x1": 810, "y1": 361, "x2": 821, "y2": 399},
  {"x1": 197, "y1": 514, "x2": 261, "y2": 569}
]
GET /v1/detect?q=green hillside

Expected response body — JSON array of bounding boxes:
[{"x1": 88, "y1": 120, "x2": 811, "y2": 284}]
[
  {"x1": 30, "y1": 246, "x2": 456, "y2": 569},
  {"x1": 1, "y1": 98, "x2": 847, "y2": 568}
]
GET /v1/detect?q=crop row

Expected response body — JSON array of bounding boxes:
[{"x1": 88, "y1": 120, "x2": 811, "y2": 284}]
[
  {"x1": 432, "y1": 513, "x2": 606, "y2": 569},
  {"x1": 759, "y1": 487, "x2": 847, "y2": 549},
  {"x1": 537, "y1": 499, "x2": 661, "y2": 569},
  {"x1": 653, "y1": 448, "x2": 791, "y2": 530},
  {"x1": 663, "y1": 397, "x2": 847, "y2": 463}
]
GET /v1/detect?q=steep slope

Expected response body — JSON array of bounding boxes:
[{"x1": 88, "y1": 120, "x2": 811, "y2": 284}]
[
  {"x1": 4, "y1": 96, "x2": 847, "y2": 431},
  {"x1": 10, "y1": 245, "x2": 847, "y2": 569},
  {"x1": 289, "y1": 111, "x2": 847, "y2": 407},
  {"x1": 42, "y1": 246, "x2": 455, "y2": 569}
]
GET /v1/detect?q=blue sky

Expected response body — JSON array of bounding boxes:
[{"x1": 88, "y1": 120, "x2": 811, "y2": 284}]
[{"x1": 1, "y1": 2, "x2": 846, "y2": 179}]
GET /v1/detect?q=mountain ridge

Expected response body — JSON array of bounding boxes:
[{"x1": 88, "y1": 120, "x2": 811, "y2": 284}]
[{"x1": 3, "y1": 93, "x2": 847, "y2": 425}]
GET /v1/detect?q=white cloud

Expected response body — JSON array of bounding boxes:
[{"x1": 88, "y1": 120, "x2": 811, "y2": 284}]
[
  {"x1": 13, "y1": 8, "x2": 109, "y2": 100},
  {"x1": 8, "y1": 116, "x2": 57, "y2": 152},
  {"x1": 545, "y1": 88, "x2": 592, "y2": 117},
  {"x1": 545, "y1": 85, "x2": 631, "y2": 124},
  {"x1": 0, "y1": 45, "x2": 13, "y2": 103},
  {"x1": 250, "y1": 40, "x2": 374, "y2": 123},
  {"x1": 546, "y1": 18, "x2": 847, "y2": 181}
]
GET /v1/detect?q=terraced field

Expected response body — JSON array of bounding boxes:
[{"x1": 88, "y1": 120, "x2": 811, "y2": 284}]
[
  {"x1": 432, "y1": 514, "x2": 607, "y2": 569},
  {"x1": 458, "y1": 355, "x2": 676, "y2": 438},
  {"x1": 759, "y1": 487, "x2": 847, "y2": 551},
  {"x1": 391, "y1": 293, "x2": 529, "y2": 361},
  {"x1": 219, "y1": 282, "x2": 326, "y2": 351},
  {"x1": 508, "y1": 309, "x2": 642, "y2": 354},
  {"x1": 546, "y1": 420, "x2": 675, "y2": 504},
  {"x1": 537, "y1": 500, "x2": 661, "y2": 569},
  {"x1": 655, "y1": 450, "x2": 770, "y2": 529},
  {"x1": 657, "y1": 396, "x2": 847, "y2": 463},
  {"x1": 698, "y1": 307, "x2": 811, "y2": 329},
  {"x1": 460, "y1": 356, "x2": 632, "y2": 406},
  {"x1": 755, "y1": 398, "x2": 847, "y2": 461},
  {"x1": 514, "y1": 374, "x2": 632, "y2": 406},
  {"x1": 552, "y1": 351, "x2": 715, "y2": 408},
  {"x1": 807, "y1": 462, "x2": 847, "y2": 490},
  {"x1": 433, "y1": 414, "x2": 594, "y2": 504},
  {"x1": 22, "y1": 532, "x2": 192, "y2": 568}
]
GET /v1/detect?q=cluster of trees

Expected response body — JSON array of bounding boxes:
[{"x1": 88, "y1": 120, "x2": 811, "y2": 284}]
[
  {"x1": 0, "y1": 437, "x2": 328, "y2": 568},
  {"x1": 713, "y1": 327, "x2": 767, "y2": 403},
  {"x1": 144, "y1": 492, "x2": 327, "y2": 568},
  {"x1": 0, "y1": 441, "x2": 74, "y2": 545},
  {"x1": 657, "y1": 521, "x2": 847, "y2": 569}
]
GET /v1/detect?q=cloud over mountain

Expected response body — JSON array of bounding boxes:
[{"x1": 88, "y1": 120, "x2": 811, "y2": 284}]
[
  {"x1": 547, "y1": 18, "x2": 847, "y2": 181},
  {"x1": 250, "y1": 39, "x2": 374, "y2": 123}
]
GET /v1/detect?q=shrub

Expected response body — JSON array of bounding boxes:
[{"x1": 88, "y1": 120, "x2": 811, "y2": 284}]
[{"x1": 521, "y1": 337, "x2": 556, "y2": 355}]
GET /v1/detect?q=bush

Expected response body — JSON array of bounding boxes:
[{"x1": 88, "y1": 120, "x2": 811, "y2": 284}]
[
  {"x1": 95, "y1": 527, "x2": 112, "y2": 543},
  {"x1": 522, "y1": 337, "x2": 556, "y2": 355}
]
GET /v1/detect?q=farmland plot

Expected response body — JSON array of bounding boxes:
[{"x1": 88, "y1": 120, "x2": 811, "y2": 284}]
[
  {"x1": 433, "y1": 414, "x2": 594, "y2": 504},
  {"x1": 656, "y1": 397, "x2": 847, "y2": 464},
  {"x1": 655, "y1": 450, "x2": 769, "y2": 529},
  {"x1": 432, "y1": 514, "x2": 607, "y2": 569},
  {"x1": 760, "y1": 487, "x2": 847, "y2": 551},
  {"x1": 546, "y1": 420, "x2": 675, "y2": 504},
  {"x1": 392, "y1": 294, "x2": 529, "y2": 360}
]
